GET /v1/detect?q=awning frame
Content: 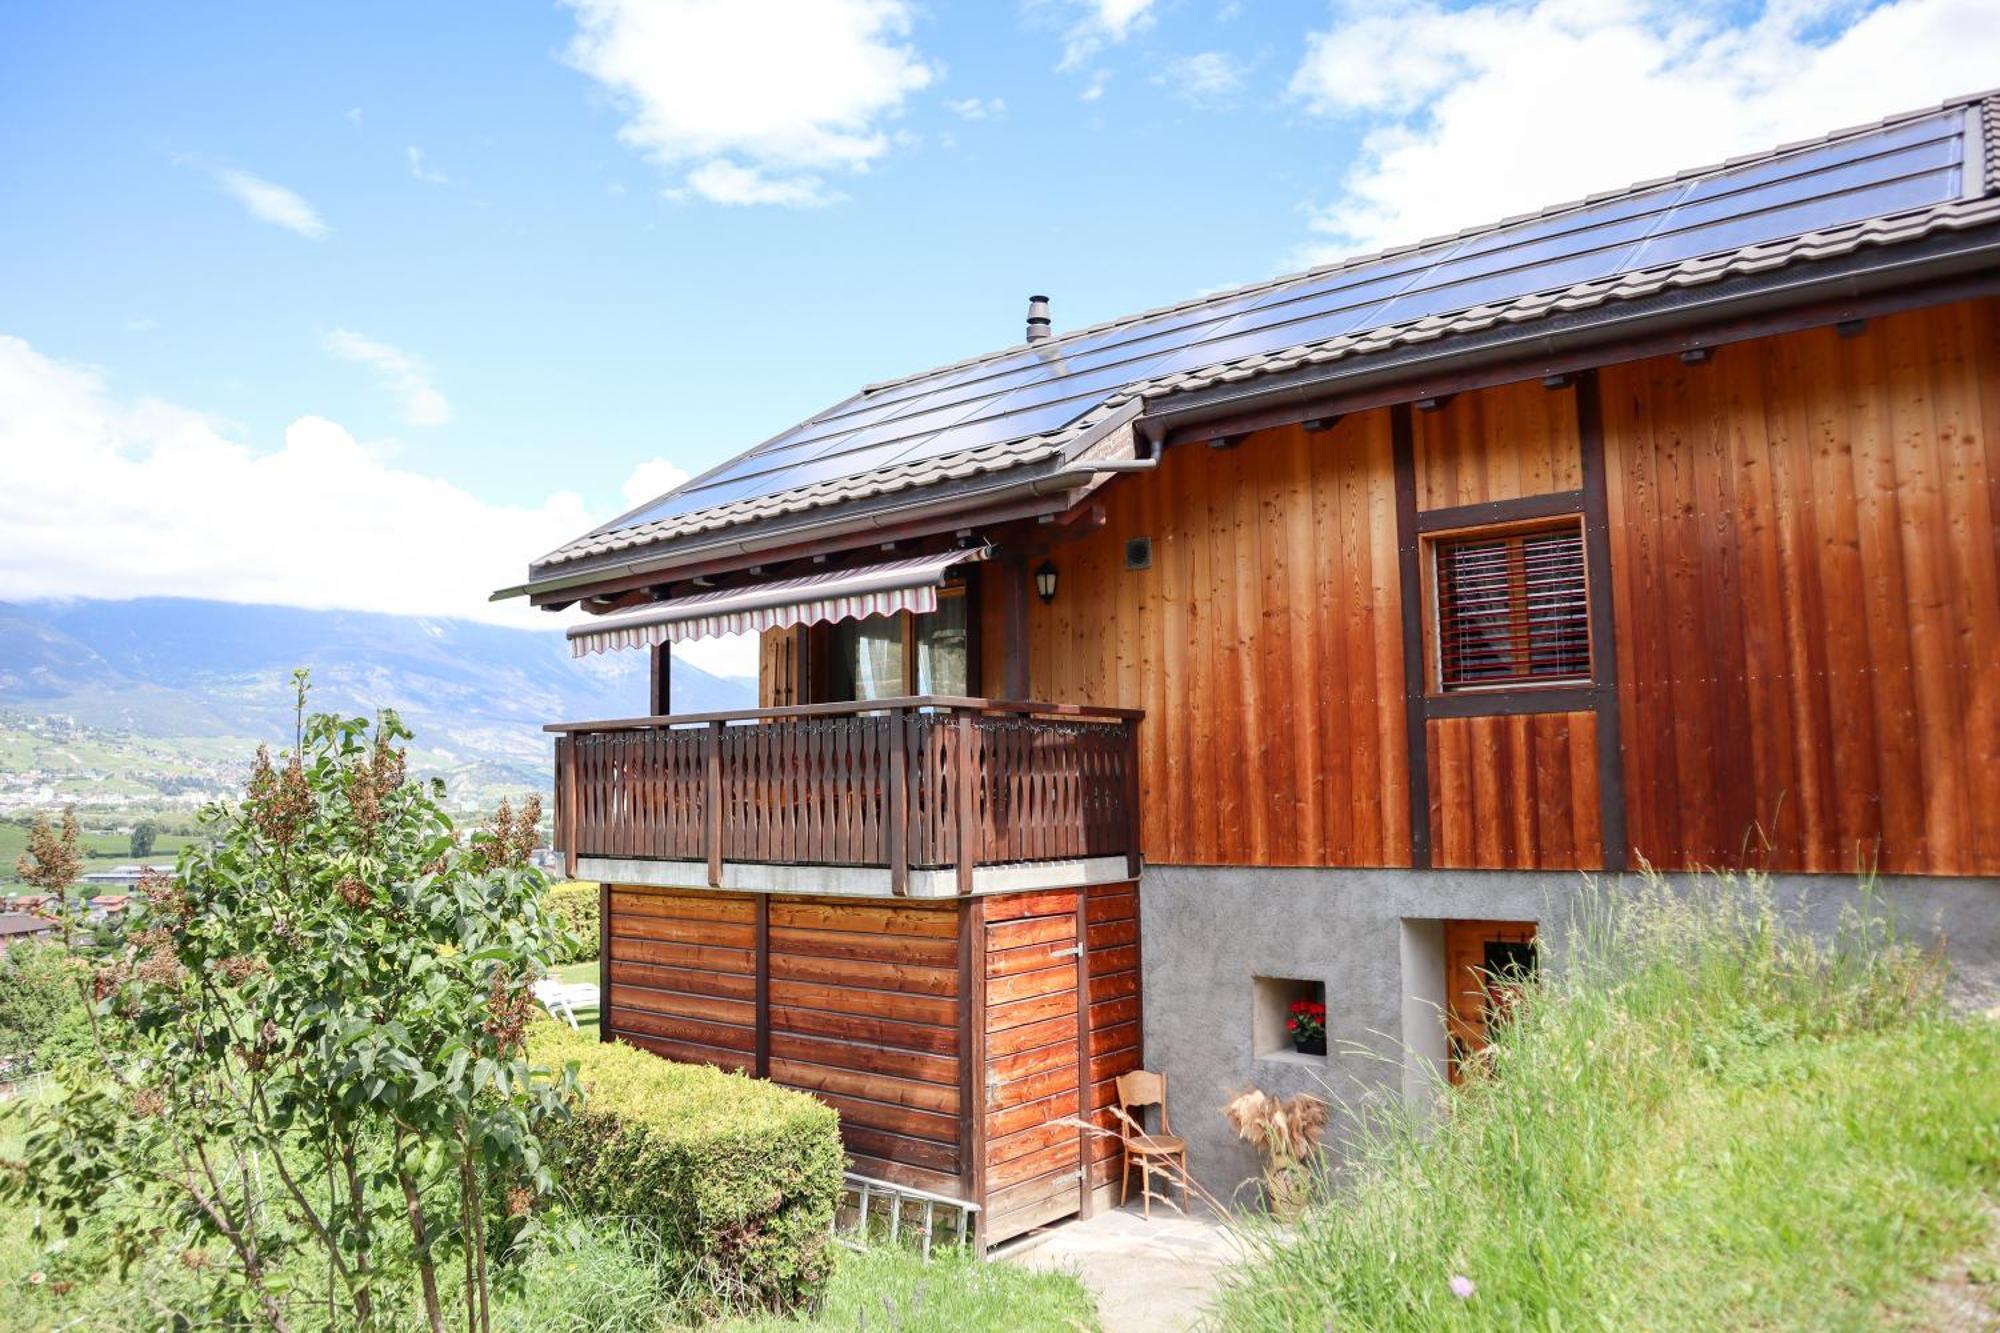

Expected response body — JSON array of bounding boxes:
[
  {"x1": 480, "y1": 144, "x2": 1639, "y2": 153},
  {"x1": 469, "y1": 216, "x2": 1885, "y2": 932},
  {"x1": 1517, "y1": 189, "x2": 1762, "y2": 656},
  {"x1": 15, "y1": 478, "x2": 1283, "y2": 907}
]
[{"x1": 567, "y1": 547, "x2": 989, "y2": 656}]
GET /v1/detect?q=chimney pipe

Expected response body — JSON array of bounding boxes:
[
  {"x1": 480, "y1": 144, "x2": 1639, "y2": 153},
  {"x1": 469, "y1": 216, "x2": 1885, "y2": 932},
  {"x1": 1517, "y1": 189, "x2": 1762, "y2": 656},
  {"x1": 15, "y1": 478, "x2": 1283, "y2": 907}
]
[{"x1": 1025, "y1": 294, "x2": 1052, "y2": 343}]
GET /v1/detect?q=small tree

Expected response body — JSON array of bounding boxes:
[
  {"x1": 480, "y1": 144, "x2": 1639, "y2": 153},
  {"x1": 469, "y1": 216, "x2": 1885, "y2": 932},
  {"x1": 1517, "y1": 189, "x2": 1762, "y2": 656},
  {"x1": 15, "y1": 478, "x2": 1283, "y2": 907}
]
[
  {"x1": 7, "y1": 675, "x2": 573, "y2": 1331},
  {"x1": 129, "y1": 818, "x2": 159, "y2": 859}
]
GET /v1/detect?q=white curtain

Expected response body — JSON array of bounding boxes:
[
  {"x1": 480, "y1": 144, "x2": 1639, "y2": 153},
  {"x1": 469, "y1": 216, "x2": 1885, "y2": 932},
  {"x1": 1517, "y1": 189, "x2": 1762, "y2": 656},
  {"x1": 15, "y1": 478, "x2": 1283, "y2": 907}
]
[{"x1": 850, "y1": 615, "x2": 906, "y2": 700}]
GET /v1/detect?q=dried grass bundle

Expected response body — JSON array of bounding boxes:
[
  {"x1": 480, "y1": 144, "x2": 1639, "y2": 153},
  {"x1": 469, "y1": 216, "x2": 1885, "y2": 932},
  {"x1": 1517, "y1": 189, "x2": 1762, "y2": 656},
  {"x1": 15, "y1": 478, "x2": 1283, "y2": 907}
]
[{"x1": 1224, "y1": 1088, "x2": 1328, "y2": 1220}]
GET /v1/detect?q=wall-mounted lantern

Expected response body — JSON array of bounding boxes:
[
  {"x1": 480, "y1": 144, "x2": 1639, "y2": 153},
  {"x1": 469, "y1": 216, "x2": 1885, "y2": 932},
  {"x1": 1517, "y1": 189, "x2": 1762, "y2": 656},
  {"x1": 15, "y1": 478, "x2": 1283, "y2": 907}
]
[{"x1": 1034, "y1": 559, "x2": 1059, "y2": 604}]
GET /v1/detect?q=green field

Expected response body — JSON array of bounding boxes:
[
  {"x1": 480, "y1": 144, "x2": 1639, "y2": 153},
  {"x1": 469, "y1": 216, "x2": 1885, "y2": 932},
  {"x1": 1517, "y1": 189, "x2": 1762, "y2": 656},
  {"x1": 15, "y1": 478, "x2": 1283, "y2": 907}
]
[{"x1": 0, "y1": 821, "x2": 198, "y2": 888}]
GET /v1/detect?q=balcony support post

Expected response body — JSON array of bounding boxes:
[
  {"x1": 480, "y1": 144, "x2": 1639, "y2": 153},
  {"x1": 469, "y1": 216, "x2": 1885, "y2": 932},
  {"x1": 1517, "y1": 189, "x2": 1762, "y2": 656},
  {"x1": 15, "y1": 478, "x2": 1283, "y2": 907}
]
[
  {"x1": 886, "y1": 707, "x2": 909, "y2": 897},
  {"x1": 1122, "y1": 720, "x2": 1142, "y2": 879},
  {"x1": 954, "y1": 712, "x2": 979, "y2": 897},
  {"x1": 706, "y1": 720, "x2": 724, "y2": 887}
]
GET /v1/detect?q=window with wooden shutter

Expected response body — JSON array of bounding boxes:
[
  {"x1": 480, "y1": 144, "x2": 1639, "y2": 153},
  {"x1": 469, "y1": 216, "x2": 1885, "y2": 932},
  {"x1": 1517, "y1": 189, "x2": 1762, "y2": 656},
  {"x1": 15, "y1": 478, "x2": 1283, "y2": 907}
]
[{"x1": 1431, "y1": 520, "x2": 1590, "y2": 690}]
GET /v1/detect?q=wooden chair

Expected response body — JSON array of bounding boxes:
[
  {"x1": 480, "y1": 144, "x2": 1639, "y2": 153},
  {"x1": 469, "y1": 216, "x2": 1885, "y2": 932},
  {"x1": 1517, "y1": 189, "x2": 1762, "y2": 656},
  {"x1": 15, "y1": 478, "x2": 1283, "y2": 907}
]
[{"x1": 1114, "y1": 1069, "x2": 1189, "y2": 1218}]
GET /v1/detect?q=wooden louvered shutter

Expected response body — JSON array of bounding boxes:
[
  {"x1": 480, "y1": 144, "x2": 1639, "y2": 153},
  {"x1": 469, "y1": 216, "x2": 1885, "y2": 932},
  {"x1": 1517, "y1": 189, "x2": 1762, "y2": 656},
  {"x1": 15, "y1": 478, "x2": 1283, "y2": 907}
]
[{"x1": 1434, "y1": 522, "x2": 1590, "y2": 690}]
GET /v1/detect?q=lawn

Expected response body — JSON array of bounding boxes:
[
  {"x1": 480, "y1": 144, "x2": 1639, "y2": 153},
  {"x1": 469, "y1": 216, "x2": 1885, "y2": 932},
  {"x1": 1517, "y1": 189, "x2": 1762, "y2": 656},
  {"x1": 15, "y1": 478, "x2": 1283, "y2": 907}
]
[
  {"x1": 549, "y1": 956, "x2": 602, "y2": 1039},
  {"x1": 1213, "y1": 875, "x2": 2000, "y2": 1331},
  {"x1": 0, "y1": 820, "x2": 194, "y2": 888}
]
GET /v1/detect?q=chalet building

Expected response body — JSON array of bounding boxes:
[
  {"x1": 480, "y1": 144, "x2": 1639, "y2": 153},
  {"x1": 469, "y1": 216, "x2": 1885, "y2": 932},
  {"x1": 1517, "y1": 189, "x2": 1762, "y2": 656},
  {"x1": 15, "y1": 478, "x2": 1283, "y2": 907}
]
[{"x1": 502, "y1": 92, "x2": 2000, "y2": 1240}]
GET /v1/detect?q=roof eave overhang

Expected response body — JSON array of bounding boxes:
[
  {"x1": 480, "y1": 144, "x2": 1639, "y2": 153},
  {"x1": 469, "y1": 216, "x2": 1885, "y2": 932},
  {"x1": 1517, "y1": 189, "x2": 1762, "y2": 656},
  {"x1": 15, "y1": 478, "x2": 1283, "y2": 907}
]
[
  {"x1": 506, "y1": 401, "x2": 1144, "y2": 605},
  {"x1": 1144, "y1": 224, "x2": 2000, "y2": 446}
]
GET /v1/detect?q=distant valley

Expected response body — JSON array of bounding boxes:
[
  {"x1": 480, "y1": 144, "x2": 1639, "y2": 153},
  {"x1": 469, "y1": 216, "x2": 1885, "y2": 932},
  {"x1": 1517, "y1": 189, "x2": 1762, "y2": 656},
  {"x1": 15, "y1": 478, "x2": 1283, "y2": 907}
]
[{"x1": 0, "y1": 597, "x2": 754, "y2": 834}]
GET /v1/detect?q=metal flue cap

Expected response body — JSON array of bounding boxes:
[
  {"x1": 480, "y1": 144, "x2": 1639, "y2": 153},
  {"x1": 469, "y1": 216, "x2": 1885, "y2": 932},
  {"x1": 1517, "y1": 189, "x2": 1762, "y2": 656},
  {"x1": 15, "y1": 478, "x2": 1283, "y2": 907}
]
[{"x1": 1026, "y1": 294, "x2": 1052, "y2": 343}]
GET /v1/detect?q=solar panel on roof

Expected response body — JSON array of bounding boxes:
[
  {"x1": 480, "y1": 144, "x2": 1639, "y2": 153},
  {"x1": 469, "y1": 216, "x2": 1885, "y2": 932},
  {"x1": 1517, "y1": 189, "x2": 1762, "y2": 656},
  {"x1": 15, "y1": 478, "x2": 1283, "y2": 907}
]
[{"x1": 614, "y1": 107, "x2": 1971, "y2": 535}]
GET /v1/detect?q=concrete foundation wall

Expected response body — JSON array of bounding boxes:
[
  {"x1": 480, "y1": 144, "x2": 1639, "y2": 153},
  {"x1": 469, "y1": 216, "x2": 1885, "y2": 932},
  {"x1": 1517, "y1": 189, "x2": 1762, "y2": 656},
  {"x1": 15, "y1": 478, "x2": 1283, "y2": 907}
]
[{"x1": 1137, "y1": 865, "x2": 2000, "y2": 1203}]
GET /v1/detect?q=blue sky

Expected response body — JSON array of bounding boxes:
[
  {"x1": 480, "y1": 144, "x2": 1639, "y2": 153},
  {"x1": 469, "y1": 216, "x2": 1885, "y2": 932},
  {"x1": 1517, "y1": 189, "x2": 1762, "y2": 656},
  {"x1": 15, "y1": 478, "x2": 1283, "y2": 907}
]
[{"x1": 2, "y1": 0, "x2": 1994, "y2": 674}]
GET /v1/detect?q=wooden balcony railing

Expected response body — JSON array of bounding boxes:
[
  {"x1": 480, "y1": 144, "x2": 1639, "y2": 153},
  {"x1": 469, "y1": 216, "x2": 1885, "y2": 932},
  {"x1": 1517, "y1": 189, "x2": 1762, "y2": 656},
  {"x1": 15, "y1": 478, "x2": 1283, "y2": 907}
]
[{"x1": 548, "y1": 697, "x2": 1142, "y2": 894}]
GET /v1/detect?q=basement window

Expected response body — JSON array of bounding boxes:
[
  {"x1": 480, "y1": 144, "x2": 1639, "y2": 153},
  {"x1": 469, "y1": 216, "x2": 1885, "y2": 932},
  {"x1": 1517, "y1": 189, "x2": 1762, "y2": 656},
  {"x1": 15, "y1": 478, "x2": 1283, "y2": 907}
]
[
  {"x1": 1253, "y1": 975, "x2": 1327, "y2": 1063},
  {"x1": 1431, "y1": 520, "x2": 1589, "y2": 690}
]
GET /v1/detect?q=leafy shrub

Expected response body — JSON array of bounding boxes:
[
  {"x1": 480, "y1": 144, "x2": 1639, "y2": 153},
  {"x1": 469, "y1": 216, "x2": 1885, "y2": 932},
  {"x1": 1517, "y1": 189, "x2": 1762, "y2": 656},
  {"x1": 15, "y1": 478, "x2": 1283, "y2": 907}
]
[
  {"x1": 544, "y1": 881, "x2": 601, "y2": 965},
  {"x1": 534, "y1": 1020, "x2": 843, "y2": 1313},
  {"x1": 0, "y1": 939, "x2": 80, "y2": 1072}
]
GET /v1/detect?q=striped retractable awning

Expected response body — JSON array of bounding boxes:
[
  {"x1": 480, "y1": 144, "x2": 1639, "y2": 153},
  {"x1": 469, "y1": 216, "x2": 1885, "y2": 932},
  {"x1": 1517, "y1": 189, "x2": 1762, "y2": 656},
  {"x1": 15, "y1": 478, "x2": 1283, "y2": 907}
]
[{"x1": 567, "y1": 548, "x2": 987, "y2": 657}]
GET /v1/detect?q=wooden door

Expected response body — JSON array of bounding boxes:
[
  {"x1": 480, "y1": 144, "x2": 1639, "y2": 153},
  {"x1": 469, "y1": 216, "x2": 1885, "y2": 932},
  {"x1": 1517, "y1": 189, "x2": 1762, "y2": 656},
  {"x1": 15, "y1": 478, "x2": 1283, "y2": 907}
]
[
  {"x1": 980, "y1": 889, "x2": 1086, "y2": 1244},
  {"x1": 1443, "y1": 918, "x2": 1538, "y2": 1084}
]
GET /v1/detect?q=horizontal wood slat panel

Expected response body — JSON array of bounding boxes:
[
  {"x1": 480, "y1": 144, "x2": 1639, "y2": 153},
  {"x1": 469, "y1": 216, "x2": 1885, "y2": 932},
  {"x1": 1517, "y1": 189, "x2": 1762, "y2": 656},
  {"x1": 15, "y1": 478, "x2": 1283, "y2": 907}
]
[
  {"x1": 768, "y1": 1057, "x2": 959, "y2": 1115},
  {"x1": 609, "y1": 936, "x2": 755, "y2": 974},
  {"x1": 612, "y1": 1008, "x2": 755, "y2": 1052},
  {"x1": 985, "y1": 963, "x2": 1078, "y2": 1005},
  {"x1": 769, "y1": 979, "x2": 958, "y2": 1026},
  {"x1": 768, "y1": 1005, "x2": 959, "y2": 1056},
  {"x1": 987, "y1": 1089, "x2": 1079, "y2": 1140},
  {"x1": 986, "y1": 914, "x2": 1079, "y2": 951},
  {"x1": 767, "y1": 901, "x2": 960, "y2": 937},
  {"x1": 987, "y1": 990, "x2": 1076, "y2": 1033},
  {"x1": 983, "y1": 889, "x2": 1082, "y2": 922},
  {"x1": 986, "y1": 1012, "x2": 1078, "y2": 1058},
  {"x1": 766, "y1": 952, "x2": 957, "y2": 997},
  {"x1": 841, "y1": 1125, "x2": 960, "y2": 1175},
  {"x1": 610, "y1": 1032, "x2": 755, "y2": 1073},
  {"x1": 609, "y1": 889, "x2": 757, "y2": 923},
  {"x1": 607, "y1": 983, "x2": 755, "y2": 1027},
  {"x1": 767, "y1": 1031, "x2": 957, "y2": 1086},
  {"x1": 611, "y1": 914, "x2": 757, "y2": 949},
  {"x1": 606, "y1": 960, "x2": 757, "y2": 1000},
  {"x1": 766, "y1": 926, "x2": 959, "y2": 968},
  {"x1": 986, "y1": 938, "x2": 1079, "y2": 978}
]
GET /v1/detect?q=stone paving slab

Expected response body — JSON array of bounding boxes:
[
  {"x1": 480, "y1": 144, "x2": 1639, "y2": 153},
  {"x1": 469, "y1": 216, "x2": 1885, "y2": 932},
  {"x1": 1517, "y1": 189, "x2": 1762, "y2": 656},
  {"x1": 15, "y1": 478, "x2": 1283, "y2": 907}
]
[{"x1": 999, "y1": 1202, "x2": 1244, "y2": 1332}]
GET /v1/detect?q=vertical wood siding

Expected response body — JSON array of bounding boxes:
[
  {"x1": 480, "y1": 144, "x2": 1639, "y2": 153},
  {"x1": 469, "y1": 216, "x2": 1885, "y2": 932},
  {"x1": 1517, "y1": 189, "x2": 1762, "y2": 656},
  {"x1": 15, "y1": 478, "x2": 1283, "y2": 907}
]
[
  {"x1": 1413, "y1": 378, "x2": 1581, "y2": 510},
  {"x1": 1426, "y1": 712, "x2": 1602, "y2": 869},
  {"x1": 1601, "y1": 301, "x2": 2000, "y2": 875},
  {"x1": 1001, "y1": 414, "x2": 1411, "y2": 867}
]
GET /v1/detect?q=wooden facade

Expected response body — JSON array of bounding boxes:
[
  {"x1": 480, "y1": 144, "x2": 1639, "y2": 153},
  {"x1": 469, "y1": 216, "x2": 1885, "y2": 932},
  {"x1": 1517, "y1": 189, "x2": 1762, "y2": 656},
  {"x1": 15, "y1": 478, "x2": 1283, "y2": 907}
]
[
  {"x1": 563, "y1": 288, "x2": 1998, "y2": 1247},
  {"x1": 601, "y1": 881, "x2": 1142, "y2": 1245},
  {"x1": 979, "y1": 297, "x2": 2000, "y2": 878}
]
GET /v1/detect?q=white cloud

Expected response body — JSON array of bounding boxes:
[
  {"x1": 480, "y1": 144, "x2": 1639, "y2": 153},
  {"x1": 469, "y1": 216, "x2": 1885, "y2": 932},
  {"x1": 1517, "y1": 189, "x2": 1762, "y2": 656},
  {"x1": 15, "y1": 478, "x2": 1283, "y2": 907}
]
[
  {"x1": 681, "y1": 159, "x2": 840, "y2": 207},
  {"x1": 345, "y1": 106, "x2": 363, "y2": 125},
  {"x1": 1079, "y1": 69, "x2": 1112, "y2": 102},
  {"x1": 946, "y1": 96, "x2": 1007, "y2": 120},
  {"x1": 0, "y1": 334, "x2": 587, "y2": 632},
  {"x1": 1289, "y1": 0, "x2": 2000, "y2": 258},
  {"x1": 322, "y1": 329, "x2": 452, "y2": 428},
  {"x1": 1054, "y1": 0, "x2": 1156, "y2": 70},
  {"x1": 407, "y1": 145, "x2": 450, "y2": 185},
  {"x1": 1154, "y1": 50, "x2": 1244, "y2": 105},
  {"x1": 560, "y1": 0, "x2": 933, "y2": 207},
  {"x1": 191, "y1": 161, "x2": 330, "y2": 239},
  {"x1": 619, "y1": 457, "x2": 692, "y2": 508}
]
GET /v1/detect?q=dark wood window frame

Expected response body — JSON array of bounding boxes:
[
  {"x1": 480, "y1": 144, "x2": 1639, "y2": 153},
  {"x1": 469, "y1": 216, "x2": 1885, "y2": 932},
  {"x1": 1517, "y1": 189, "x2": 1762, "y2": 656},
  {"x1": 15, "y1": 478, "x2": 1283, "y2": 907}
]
[
  {"x1": 817, "y1": 581, "x2": 980, "y2": 703},
  {"x1": 1421, "y1": 515, "x2": 1592, "y2": 696}
]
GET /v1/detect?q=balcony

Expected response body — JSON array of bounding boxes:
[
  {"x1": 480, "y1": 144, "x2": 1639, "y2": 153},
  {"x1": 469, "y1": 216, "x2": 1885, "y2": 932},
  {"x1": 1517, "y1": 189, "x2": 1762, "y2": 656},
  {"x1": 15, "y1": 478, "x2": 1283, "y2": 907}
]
[{"x1": 549, "y1": 697, "x2": 1142, "y2": 898}]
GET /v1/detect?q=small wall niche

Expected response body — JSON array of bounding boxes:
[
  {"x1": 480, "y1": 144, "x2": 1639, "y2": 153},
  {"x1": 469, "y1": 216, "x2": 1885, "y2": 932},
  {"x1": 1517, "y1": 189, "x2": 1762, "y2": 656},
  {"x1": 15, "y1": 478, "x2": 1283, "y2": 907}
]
[{"x1": 1252, "y1": 974, "x2": 1327, "y2": 1063}]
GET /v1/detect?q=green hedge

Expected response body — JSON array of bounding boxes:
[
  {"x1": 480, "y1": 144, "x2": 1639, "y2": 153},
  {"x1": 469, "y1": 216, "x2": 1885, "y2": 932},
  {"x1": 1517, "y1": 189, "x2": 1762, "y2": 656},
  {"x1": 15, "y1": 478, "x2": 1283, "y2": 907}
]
[
  {"x1": 544, "y1": 881, "x2": 600, "y2": 965},
  {"x1": 534, "y1": 1020, "x2": 844, "y2": 1312}
]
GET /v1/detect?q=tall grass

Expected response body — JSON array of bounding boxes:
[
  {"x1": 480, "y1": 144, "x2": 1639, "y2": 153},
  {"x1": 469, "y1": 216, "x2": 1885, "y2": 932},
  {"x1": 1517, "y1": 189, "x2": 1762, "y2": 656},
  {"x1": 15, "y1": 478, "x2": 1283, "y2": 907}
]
[{"x1": 1214, "y1": 871, "x2": 2000, "y2": 1331}]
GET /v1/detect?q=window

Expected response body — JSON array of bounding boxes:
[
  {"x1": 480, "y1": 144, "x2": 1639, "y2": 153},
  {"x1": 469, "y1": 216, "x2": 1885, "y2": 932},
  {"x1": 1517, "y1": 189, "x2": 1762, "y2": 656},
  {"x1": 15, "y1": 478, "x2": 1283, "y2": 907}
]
[
  {"x1": 1432, "y1": 521, "x2": 1589, "y2": 690},
  {"x1": 828, "y1": 585, "x2": 970, "y2": 702}
]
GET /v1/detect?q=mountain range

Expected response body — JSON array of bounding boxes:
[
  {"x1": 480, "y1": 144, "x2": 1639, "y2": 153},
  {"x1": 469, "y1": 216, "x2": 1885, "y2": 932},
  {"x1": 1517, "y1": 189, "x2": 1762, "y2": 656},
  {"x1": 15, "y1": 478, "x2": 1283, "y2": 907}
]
[{"x1": 0, "y1": 598, "x2": 754, "y2": 807}]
